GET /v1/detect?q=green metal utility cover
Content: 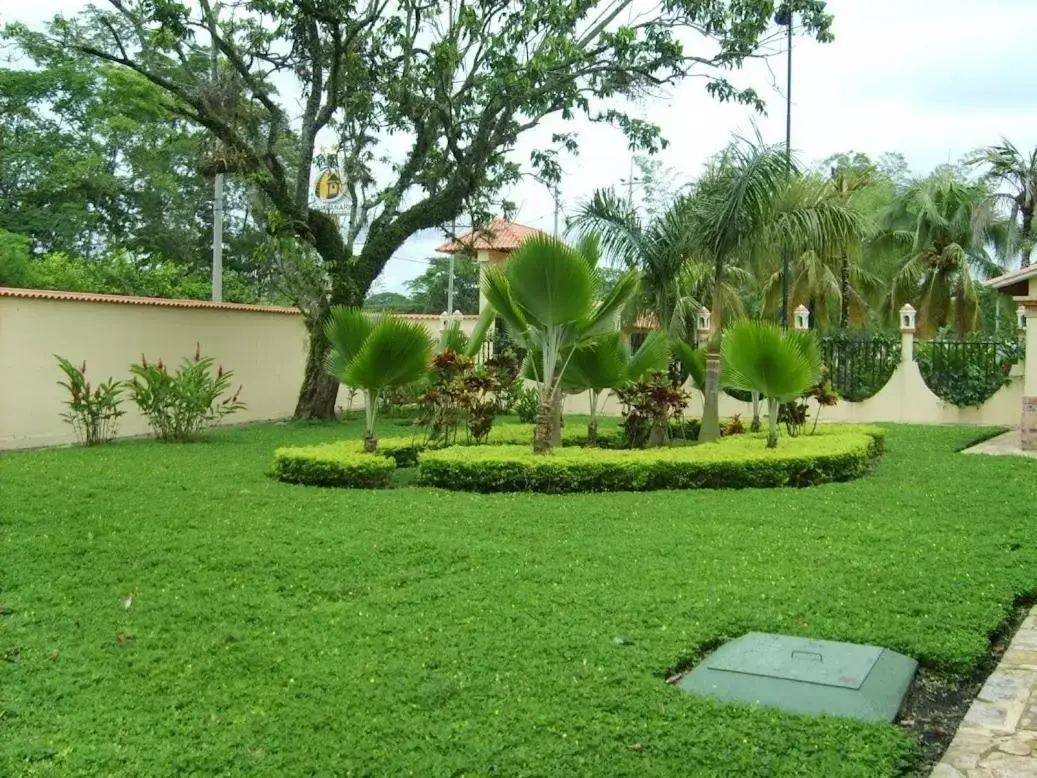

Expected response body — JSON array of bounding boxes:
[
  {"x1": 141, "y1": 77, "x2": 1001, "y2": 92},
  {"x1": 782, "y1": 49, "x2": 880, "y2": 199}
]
[{"x1": 677, "y1": 632, "x2": 917, "y2": 722}]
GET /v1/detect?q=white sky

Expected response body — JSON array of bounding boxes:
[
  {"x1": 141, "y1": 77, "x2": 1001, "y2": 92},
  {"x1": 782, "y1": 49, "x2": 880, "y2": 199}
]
[{"x1": 7, "y1": 0, "x2": 1037, "y2": 293}]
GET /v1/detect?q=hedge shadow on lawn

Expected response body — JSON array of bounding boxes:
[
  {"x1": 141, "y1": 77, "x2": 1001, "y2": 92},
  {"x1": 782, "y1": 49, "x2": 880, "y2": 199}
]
[{"x1": 271, "y1": 425, "x2": 885, "y2": 492}]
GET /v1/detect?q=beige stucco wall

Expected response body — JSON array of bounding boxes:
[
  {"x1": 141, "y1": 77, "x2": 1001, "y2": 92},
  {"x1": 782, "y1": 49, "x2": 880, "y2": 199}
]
[
  {"x1": 0, "y1": 296, "x2": 477, "y2": 450},
  {"x1": 565, "y1": 329, "x2": 1027, "y2": 427}
]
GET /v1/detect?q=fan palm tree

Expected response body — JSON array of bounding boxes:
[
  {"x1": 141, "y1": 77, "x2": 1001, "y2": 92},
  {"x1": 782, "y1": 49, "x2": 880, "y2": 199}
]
[
  {"x1": 569, "y1": 189, "x2": 699, "y2": 334},
  {"x1": 687, "y1": 138, "x2": 862, "y2": 440},
  {"x1": 324, "y1": 308, "x2": 432, "y2": 452},
  {"x1": 876, "y1": 173, "x2": 1007, "y2": 337},
  {"x1": 564, "y1": 330, "x2": 670, "y2": 445},
  {"x1": 968, "y1": 139, "x2": 1037, "y2": 268},
  {"x1": 721, "y1": 320, "x2": 821, "y2": 448},
  {"x1": 482, "y1": 234, "x2": 639, "y2": 454}
]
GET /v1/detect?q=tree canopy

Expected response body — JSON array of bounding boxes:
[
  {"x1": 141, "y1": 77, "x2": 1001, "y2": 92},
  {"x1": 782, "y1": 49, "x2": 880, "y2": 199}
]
[{"x1": 36, "y1": 0, "x2": 834, "y2": 417}]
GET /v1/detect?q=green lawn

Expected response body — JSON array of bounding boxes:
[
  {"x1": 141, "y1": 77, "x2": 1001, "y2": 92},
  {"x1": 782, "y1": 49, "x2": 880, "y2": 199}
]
[{"x1": 1, "y1": 421, "x2": 1035, "y2": 776}]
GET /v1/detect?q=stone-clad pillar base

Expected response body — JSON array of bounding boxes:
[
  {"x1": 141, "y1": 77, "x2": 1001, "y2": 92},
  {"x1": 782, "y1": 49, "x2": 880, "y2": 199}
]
[{"x1": 1023, "y1": 397, "x2": 1037, "y2": 452}]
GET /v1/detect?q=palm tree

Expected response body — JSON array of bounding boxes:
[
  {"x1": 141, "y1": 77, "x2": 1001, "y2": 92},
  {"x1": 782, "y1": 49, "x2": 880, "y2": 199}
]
[
  {"x1": 569, "y1": 189, "x2": 699, "y2": 335},
  {"x1": 564, "y1": 330, "x2": 670, "y2": 445},
  {"x1": 687, "y1": 138, "x2": 862, "y2": 440},
  {"x1": 324, "y1": 308, "x2": 432, "y2": 452},
  {"x1": 876, "y1": 173, "x2": 1006, "y2": 337},
  {"x1": 759, "y1": 175, "x2": 872, "y2": 330},
  {"x1": 721, "y1": 321, "x2": 821, "y2": 448},
  {"x1": 482, "y1": 235, "x2": 639, "y2": 454},
  {"x1": 968, "y1": 139, "x2": 1037, "y2": 268}
]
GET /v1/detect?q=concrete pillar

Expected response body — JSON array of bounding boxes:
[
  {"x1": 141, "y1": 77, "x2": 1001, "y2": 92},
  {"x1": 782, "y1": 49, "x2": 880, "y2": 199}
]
[
  {"x1": 898, "y1": 304, "x2": 916, "y2": 366},
  {"x1": 1022, "y1": 304, "x2": 1037, "y2": 451}
]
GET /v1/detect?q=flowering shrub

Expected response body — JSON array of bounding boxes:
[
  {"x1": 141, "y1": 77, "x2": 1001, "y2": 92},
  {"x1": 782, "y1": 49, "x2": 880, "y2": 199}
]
[
  {"x1": 55, "y1": 356, "x2": 125, "y2": 445},
  {"x1": 127, "y1": 344, "x2": 245, "y2": 441}
]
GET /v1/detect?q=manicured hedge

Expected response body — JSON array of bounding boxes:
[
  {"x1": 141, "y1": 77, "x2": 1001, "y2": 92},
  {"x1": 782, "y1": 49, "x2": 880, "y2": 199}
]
[
  {"x1": 272, "y1": 443, "x2": 396, "y2": 487},
  {"x1": 418, "y1": 426, "x2": 884, "y2": 493}
]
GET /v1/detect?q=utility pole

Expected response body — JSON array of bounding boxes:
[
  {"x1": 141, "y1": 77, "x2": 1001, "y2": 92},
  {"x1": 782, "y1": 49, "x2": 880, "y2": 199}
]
[
  {"x1": 777, "y1": 4, "x2": 793, "y2": 328},
  {"x1": 447, "y1": 217, "x2": 456, "y2": 312},
  {"x1": 620, "y1": 156, "x2": 648, "y2": 210},
  {"x1": 552, "y1": 182, "x2": 560, "y2": 237},
  {"x1": 208, "y1": 6, "x2": 224, "y2": 302}
]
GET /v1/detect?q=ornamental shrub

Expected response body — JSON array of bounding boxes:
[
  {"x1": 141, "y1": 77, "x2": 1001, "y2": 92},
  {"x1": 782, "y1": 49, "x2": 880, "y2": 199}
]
[
  {"x1": 272, "y1": 444, "x2": 395, "y2": 487},
  {"x1": 915, "y1": 332, "x2": 1024, "y2": 407},
  {"x1": 55, "y1": 356, "x2": 126, "y2": 445},
  {"x1": 127, "y1": 345, "x2": 245, "y2": 441},
  {"x1": 418, "y1": 427, "x2": 884, "y2": 493}
]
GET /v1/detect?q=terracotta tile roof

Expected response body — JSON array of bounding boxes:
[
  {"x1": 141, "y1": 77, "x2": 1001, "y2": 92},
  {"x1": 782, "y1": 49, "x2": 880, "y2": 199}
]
[
  {"x1": 0, "y1": 286, "x2": 479, "y2": 320},
  {"x1": 0, "y1": 286, "x2": 301, "y2": 314},
  {"x1": 436, "y1": 219, "x2": 548, "y2": 254}
]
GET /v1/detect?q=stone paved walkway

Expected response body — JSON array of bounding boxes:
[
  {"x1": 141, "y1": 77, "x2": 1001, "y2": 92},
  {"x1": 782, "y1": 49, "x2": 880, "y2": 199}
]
[
  {"x1": 962, "y1": 430, "x2": 1037, "y2": 460},
  {"x1": 932, "y1": 606, "x2": 1037, "y2": 777}
]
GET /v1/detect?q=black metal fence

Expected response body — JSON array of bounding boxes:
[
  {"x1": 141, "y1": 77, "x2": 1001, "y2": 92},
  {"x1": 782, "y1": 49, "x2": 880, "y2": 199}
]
[
  {"x1": 819, "y1": 331, "x2": 901, "y2": 402},
  {"x1": 914, "y1": 336, "x2": 1024, "y2": 407}
]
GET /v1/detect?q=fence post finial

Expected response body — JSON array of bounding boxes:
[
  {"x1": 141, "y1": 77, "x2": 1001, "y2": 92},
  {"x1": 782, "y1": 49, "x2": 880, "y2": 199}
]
[
  {"x1": 899, "y1": 304, "x2": 917, "y2": 334},
  {"x1": 793, "y1": 305, "x2": 810, "y2": 331},
  {"x1": 696, "y1": 306, "x2": 711, "y2": 337}
]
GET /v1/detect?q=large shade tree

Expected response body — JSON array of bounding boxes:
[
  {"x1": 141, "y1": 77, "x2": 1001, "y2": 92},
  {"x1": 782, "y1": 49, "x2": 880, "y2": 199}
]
[{"x1": 45, "y1": 0, "x2": 834, "y2": 419}]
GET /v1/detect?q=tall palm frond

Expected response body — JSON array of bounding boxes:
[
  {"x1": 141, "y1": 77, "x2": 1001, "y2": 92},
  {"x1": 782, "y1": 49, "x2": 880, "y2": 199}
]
[{"x1": 324, "y1": 307, "x2": 431, "y2": 450}]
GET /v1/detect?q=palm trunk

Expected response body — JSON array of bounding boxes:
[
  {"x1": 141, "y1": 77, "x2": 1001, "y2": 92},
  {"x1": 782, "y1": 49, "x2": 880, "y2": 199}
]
[
  {"x1": 750, "y1": 392, "x2": 761, "y2": 432},
  {"x1": 533, "y1": 388, "x2": 555, "y2": 455},
  {"x1": 586, "y1": 390, "x2": 599, "y2": 447},
  {"x1": 766, "y1": 397, "x2": 779, "y2": 449},
  {"x1": 698, "y1": 347, "x2": 722, "y2": 442},
  {"x1": 1022, "y1": 207, "x2": 1034, "y2": 269},
  {"x1": 839, "y1": 254, "x2": 851, "y2": 329},
  {"x1": 363, "y1": 390, "x2": 379, "y2": 452},
  {"x1": 647, "y1": 417, "x2": 669, "y2": 447},
  {"x1": 549, "y1": 387, "x2": 563, "y2": 448}
]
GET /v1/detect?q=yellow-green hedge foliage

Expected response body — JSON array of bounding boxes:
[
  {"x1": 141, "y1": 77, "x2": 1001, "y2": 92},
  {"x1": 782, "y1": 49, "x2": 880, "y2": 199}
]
[
  {"x1": 272, "y1": 443, "x2": 396, "y2": 487},
  {"x1": 417, "y1": 427, "x2": 884, "y2": 493}
]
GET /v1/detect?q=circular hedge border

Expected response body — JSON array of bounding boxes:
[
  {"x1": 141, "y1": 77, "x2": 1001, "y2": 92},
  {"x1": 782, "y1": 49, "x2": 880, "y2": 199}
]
[{"x1": 416, "y1": 427, "x2": 884, "y2": 493}]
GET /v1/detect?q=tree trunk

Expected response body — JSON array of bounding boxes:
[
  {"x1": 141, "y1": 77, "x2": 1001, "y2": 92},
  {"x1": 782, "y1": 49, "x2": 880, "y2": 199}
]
[
  {"x1": 549, "y1": 387, "x2": 563, "y2": 448},
  {"x1": 293, "y1": 213, "x2": 367, "y2": 421},
  {"x1": 647, "y1": 418, "x2": 669, "y2": 447},
  {"x1": 766, "y1": 397, "x2": 779, "y2": 449},
  {"x1": 750, "y1": 392, "x2": 761, "y2": 433},
  {"x1": 294, "y1": 317, "x2": 341, "y2": 420},
  {"x1": 698, "y1": 347, "x2": 722, "y2": 442},
  {"x1": 363, "y1": 390, "x2": 378, "y2": 452},
  {"x1": 1022, "y1": 206, "x2": 1034, "y2": 269},
  {"x1": 586, "y1": 391, "x2": 598, "y2": 447},
  {"x1": 533, "y1": 388, "x2": 556, "y2": 454},
  {"x1": 839, "y1": 254, "x2": 851, "y2": 328}
]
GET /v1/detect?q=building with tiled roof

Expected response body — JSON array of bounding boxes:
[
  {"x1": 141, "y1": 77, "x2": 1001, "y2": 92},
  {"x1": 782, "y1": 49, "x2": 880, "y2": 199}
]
[{"x1": 436, "y1": 219, "x2": 546, "y2": 254}]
